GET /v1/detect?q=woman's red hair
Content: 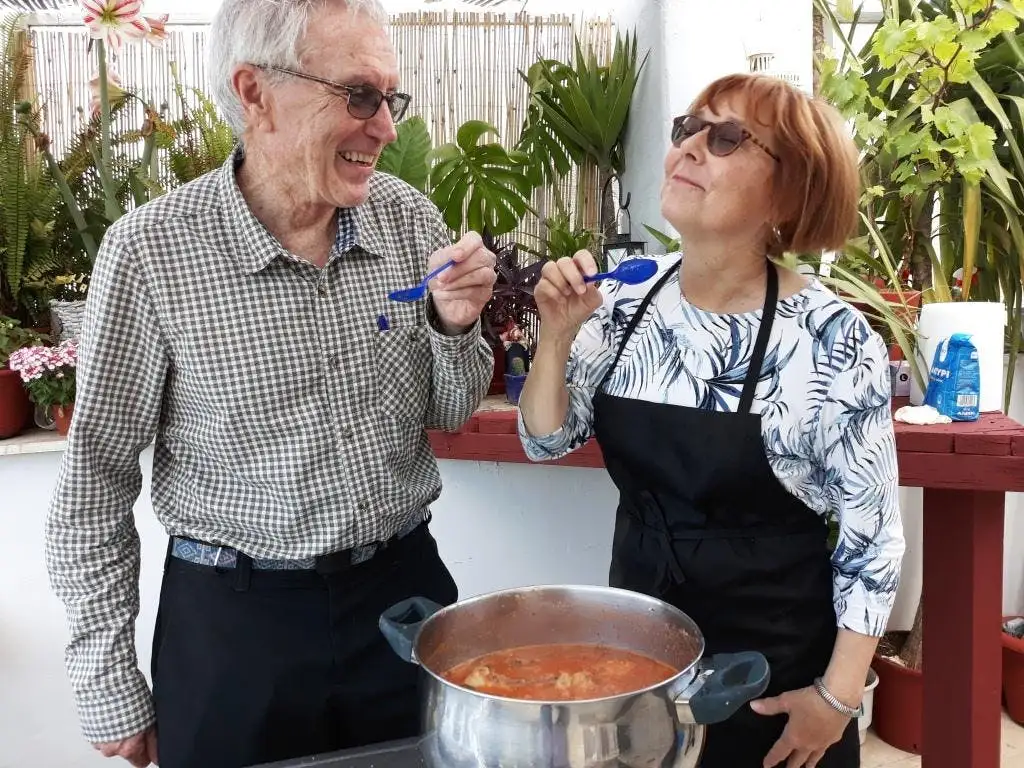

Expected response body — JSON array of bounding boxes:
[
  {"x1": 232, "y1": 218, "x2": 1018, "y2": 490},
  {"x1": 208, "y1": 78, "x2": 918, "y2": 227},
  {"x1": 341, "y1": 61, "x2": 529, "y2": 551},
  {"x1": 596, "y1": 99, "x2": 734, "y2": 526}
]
[{"x1": 689, "y1": 73, "x2": 861, "y2": 255}]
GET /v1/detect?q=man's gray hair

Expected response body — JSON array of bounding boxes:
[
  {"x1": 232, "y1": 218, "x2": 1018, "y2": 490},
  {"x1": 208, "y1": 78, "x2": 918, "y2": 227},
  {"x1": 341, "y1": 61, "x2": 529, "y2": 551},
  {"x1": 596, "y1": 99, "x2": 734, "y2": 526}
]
[{"x1": 208, "y1": 0, "x2": 389, "y2": 136}]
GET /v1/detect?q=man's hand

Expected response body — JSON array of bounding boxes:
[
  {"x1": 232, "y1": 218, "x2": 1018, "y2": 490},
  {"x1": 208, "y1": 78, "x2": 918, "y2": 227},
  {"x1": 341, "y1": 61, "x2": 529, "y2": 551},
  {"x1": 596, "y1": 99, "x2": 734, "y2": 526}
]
[
  {"x1": 751, "y1": 687, "x2": 850, "y2": 767},
  {"x1": 95, "y1": 726, "x2": 158, "y2": 767},
  {"x1": 428, "y1": 231, "x2": 497, "y2": 335}
]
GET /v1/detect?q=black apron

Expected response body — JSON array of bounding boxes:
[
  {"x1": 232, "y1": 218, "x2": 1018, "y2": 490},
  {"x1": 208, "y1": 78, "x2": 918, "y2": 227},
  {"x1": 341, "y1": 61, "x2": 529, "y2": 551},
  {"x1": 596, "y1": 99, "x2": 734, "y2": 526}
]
[{"x1": 593, "y1": 259, "x2": 859, "y2": 767}]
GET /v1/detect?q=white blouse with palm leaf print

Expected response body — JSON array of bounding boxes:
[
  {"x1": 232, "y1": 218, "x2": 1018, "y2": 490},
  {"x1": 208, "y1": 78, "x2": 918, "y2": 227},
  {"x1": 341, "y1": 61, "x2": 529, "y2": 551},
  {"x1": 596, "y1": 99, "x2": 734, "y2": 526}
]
[{"x1": 519, "y1": 253, "x2": 905, "y2": 638}]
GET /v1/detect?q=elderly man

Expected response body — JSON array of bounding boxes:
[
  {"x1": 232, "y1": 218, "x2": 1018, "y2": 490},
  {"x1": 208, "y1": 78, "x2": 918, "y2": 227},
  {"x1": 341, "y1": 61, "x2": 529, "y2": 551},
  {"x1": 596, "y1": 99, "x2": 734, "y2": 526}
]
[{"x1": 45, "y1": 1, "x2": 496, "y2": 767}]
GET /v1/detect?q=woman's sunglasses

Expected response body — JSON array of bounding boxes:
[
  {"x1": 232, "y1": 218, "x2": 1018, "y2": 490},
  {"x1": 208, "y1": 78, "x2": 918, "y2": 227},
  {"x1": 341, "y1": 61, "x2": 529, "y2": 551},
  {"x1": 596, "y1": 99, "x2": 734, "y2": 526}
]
[
  {"x1": 671, "y1": 114, "x2": 780, "y2": 163},
  {"x1": 261, "y1": 65, "x2": 412, "y2": 122}
]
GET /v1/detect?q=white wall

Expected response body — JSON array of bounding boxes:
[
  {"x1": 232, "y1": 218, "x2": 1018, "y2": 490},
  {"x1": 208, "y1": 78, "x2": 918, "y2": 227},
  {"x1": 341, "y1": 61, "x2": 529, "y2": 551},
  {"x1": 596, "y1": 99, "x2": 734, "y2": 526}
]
[{"x1": 3, "y1": 417, "x2": 1023, "y2": 765}]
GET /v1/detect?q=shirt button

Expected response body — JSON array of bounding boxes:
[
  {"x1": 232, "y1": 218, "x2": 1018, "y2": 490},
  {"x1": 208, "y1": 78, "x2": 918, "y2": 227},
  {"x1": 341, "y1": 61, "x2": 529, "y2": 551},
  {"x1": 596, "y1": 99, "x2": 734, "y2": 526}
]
[
  {"x1": 317, "y1": 283, "x2": 327, "y2": 298},
  {"x1": 358, "y1": 501, "x2": 369, "y2": 512},
  {"x1": 339, "y1": 425, "x2": 353, "y2": 439},
  {"x1": 327, "y1": 354, "x2": 340, "y2": 368}
]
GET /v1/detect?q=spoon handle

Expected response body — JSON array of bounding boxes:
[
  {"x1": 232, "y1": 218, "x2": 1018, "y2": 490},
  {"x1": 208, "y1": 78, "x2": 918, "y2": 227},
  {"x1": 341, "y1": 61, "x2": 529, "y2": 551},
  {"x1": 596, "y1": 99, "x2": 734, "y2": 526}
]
[
  {"x1": 583, "y1": 269, "x2": 615, "y2": 283},
  {"x1": 425, "y1": 258, "x2": 456, "y2": 284}
]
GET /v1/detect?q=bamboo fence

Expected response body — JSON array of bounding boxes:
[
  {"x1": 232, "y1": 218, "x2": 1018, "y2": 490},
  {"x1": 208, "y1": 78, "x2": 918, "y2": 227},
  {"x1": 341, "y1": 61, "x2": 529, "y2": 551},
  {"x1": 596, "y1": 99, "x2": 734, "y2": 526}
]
[{"x1": 24, "y1": 11, "x2": 614, "y2": 249}]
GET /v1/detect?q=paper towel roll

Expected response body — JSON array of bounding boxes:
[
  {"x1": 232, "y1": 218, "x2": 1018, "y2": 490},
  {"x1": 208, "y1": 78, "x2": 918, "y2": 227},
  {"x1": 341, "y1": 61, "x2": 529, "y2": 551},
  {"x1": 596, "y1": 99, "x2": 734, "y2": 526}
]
[{"x1": 909, "y1": 301, "x2": 1006, "y2": 412}]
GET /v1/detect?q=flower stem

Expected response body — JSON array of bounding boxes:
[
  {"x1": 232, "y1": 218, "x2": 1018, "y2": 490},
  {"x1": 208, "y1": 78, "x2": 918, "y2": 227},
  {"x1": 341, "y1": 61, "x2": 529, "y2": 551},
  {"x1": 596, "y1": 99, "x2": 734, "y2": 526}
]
[
  {"x1": 96, "y1": 39, "x2": 123, "y2": 223},
  {"x1": 40, "y1": 146, "x2": 99, "y2": 262}
]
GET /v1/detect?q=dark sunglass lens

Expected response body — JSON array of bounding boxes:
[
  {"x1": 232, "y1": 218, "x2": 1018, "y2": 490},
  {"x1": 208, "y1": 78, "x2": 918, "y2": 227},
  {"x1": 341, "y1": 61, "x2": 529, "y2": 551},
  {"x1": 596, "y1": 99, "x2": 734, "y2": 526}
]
[
  {"x1": 708, "y1": 122, "x2": 744, "y2": 156},
  {"x1": 347, "y1": 86, "x2": 382, "y2": 118},
  {"x1": 671, "y1": 116, "x2": 701, "y2": 145}
]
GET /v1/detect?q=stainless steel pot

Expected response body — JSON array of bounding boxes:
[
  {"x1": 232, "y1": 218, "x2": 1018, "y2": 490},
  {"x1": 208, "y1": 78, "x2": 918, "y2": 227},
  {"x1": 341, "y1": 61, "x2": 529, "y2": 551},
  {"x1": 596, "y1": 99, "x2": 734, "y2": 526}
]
[{"x1": 379, "y1": 584, "x2": 769, "y2": 768}]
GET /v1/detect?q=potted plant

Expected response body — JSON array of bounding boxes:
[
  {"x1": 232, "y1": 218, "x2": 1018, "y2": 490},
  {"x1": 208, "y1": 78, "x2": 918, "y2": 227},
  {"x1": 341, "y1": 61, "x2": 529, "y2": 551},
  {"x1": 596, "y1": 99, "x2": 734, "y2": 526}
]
[
  {"x1": 0, "y1": 316, "x2": 47, "y2": 438},
  {"x1": 814, "y1": 0, "x2": 1024, "y2": 750},
  {"x1": 21, "y1": 1, "x2": 171, "y2": 341},
  {"x1": 1004, "y1": 615, "x2": 1024, "y2": 726},
  {"x1": 504, "y1": 356, "x2": 527, "y2": 406},
  {"x1": 816, "y1": 0, "x2": 1024, "y2": 411},
  {"x1": 481, "y1": 237, "x2": 543, "y2": 395},
  {"x1": 8, "y1": 339, "x2": 77, "y2": 435}
]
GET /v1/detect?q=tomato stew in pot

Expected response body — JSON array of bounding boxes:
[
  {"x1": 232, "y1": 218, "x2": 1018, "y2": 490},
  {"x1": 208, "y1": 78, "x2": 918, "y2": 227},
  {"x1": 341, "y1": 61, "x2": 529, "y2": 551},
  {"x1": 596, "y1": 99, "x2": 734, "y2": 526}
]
[{"x1": 443, "y1": 643, "x2": 677, "y2": 701}]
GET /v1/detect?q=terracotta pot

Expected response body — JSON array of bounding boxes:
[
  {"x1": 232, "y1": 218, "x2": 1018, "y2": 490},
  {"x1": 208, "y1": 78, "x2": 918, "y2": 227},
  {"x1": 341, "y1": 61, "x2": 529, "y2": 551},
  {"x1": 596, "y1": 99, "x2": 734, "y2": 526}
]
[
  {"x1": 1004, "y1": 615, "x2": 1024, "y2": 726},
  {"x1": 0, "y1": 367, "x2": 32, "y2": 439},
  {"x1": 871, "y1": 652, "x2": 922, "y2": 754},
  {"x1": 52, "y1": 402, "x2": 74, "y2": 436}
]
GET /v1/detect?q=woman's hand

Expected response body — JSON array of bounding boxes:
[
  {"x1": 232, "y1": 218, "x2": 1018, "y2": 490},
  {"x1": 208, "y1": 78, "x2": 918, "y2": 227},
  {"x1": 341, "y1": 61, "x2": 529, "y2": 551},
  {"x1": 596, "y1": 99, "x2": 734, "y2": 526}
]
[
  {"x1": 751, "y1": 687, "x2": 851, "y2": 767},
  {"x1": 534, "y1": 251, "x2": 603, "y2": 341}
]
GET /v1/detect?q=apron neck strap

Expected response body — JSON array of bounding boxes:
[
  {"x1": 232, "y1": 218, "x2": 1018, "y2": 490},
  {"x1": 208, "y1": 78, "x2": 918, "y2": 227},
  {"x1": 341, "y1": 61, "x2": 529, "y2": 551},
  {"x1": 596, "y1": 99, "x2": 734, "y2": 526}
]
[
  {"x1": 737, "y1": 260, "x2": 780, "y2": 415},
  {"x1": 597, "y1": 258, "x2": 682, "y2": 392}
]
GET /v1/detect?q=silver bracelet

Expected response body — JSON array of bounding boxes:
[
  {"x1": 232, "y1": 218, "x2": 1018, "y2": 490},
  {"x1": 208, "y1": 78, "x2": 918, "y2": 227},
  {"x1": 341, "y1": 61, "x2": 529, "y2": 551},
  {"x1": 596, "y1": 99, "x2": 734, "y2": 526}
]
[{"x1": 813, "y1": 676, "x2": 864, "y2": 718}]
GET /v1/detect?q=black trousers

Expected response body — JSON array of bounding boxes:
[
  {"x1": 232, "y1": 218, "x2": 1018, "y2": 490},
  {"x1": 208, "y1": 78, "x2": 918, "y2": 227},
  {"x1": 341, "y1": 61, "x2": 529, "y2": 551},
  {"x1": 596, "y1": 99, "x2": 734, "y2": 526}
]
[
  {"x1": 699, "y1": 707, "x2": 860, "y2": 767},
  {"x1": 151, "y1": 524, "x2": 458, "y2": 768}
]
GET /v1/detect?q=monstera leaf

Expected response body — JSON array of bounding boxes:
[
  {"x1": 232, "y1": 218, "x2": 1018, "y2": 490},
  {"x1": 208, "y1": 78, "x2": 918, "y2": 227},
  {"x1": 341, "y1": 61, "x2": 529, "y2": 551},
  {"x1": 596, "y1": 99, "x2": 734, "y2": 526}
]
[
  {"x1": 428, "y1": 120, "x2": 534, "y2": 237},
  {"x1": 377, "y1": 115, "x2": 432, "y2": 193}
]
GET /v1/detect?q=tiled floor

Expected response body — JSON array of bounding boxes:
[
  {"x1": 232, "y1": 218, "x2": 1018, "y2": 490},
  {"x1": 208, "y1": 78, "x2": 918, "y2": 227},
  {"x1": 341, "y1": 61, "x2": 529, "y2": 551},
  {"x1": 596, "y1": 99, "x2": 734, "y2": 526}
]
[{"x1": 861, "y1": 712, "x2": 1024, "y2": 767}]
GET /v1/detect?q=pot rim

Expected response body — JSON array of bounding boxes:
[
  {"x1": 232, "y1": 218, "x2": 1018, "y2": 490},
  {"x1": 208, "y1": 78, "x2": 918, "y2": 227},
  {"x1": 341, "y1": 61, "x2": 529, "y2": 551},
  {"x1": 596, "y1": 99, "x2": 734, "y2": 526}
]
[
  {"x1": 408, "y1": 583, "x2": 707, "y2": 707},
  {"x1": 872, "y1": 651, "x2": 922, "y2": 677}
]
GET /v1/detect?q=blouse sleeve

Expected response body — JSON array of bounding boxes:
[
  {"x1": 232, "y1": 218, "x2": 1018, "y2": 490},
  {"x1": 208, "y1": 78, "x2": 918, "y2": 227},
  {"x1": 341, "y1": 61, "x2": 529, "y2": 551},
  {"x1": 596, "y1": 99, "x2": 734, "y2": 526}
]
[
  {"x1": 517, "y1": 284, "x2": 627, "y2": 461},
  {"x1": 817, "y1": 328, "x2": 905, "y2": 637}
]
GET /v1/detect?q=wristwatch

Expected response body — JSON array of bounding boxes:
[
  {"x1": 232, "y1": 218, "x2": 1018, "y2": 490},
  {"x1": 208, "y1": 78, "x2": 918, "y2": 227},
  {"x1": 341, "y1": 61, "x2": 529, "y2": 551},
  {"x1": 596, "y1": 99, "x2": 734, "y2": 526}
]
[{"x1": 813, "y1": 676, "x2": 864, "y2": 718}]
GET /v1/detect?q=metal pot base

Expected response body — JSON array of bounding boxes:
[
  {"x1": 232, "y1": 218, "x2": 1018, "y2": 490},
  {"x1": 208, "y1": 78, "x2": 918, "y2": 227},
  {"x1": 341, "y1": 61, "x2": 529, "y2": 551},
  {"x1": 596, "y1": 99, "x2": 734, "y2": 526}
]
[{"x1": 419, "y1": 690, "x2": 706, "y2": 768}]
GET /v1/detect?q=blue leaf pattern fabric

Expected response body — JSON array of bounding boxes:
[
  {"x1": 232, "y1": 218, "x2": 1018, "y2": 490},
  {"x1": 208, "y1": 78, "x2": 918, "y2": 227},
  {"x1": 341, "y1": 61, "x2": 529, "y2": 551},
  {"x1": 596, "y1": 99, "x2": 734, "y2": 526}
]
[{"x1": 518, "y1": 253, "x2": 905, "y2": 637}]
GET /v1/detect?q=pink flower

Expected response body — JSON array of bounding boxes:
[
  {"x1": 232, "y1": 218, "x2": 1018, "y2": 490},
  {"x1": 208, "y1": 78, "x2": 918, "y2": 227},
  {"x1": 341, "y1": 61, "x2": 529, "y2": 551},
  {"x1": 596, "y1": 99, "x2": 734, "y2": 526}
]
[
  {"x1": 80, "y1": 0, "x2": 150, "y2": 52},
  {"x1": 88, "y1": 65, "x2": 124, "y2": 118},
  {"x1": 143, "y1": 14, "x2": 168, "y2": 47}
]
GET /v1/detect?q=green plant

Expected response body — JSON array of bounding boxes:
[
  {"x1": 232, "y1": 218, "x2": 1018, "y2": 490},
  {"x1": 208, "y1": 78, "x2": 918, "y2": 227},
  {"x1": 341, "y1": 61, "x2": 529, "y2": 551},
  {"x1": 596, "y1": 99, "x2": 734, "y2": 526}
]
[
  {"x1": 22, "y1": 4, "x2": 170, "y2": 264},
  {"x1": 0, "y1": 15, "x2": 61, "y2": 323},
  {"x1": 816, "y1": 0, "x2": 1024, "y2": 407},
  {"x1": 643, "y1": 224, "x2": 681, "y2": 252},
  {"x1": 158, "y1": 62, "x2": 236, "y2": 186},
  {"x1": 377, "y1": 115, "x2": 432, "y2": 193},
  {"x1": 429, "y1": 120, "x2": 534, "y2": 237},
  {"x1": 0, "y1": 314, "x2": 46, "y2": 368},
  {"x1": 517, "y1": 31, "x2": 649, "y2": 238},
  {"x1": 521, "y1": 211, "x2": 598, "y2": 261},
  {"x1": 509, "y1": 357, "x2": 526, "y2": 376}
]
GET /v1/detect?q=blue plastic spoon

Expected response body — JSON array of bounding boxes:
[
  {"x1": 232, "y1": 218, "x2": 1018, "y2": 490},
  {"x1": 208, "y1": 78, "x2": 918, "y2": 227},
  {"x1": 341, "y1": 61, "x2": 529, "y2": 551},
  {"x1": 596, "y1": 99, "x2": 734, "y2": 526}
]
[
  {"x1": 584, "y1": 258, "x2": 658, "y2": 285},
  {"x1": 388, "y1": 258, "x2": 457, "y2": 302}
]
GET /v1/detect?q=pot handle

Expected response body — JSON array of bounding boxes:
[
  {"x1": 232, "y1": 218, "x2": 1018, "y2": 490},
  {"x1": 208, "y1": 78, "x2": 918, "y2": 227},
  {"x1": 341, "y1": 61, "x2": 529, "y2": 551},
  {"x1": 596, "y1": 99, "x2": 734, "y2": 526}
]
[
  {"x1": 687, "y1": 651, "x2": 771, "y2": 724},
  {"x1": 378, "y1": 596, "x2": 444, "y2": 664}
]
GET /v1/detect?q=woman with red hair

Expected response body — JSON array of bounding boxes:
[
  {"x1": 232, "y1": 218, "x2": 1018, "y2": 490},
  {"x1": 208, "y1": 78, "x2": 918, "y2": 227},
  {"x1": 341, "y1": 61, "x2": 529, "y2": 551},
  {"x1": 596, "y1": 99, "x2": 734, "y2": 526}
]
[{"x1": 518, "y1": 73, "x2": 904, "y2": 768}]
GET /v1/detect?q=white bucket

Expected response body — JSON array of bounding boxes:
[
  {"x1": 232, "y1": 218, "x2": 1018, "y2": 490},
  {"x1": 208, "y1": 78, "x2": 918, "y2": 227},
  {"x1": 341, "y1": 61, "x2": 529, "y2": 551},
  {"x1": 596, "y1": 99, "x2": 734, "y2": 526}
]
[
  {"x1": 909, "y1": 301, "x2": 1006, "y2": 412},
  {"x1": 859, "y1": 667, "x2": 879, "y2": 745}
]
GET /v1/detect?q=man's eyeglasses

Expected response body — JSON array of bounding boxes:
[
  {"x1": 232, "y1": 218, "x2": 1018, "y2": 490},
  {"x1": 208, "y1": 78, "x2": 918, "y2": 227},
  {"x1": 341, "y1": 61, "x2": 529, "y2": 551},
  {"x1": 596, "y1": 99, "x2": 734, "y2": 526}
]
[
  {"x1": 671, "y1": 114, "x2": 781, "y2": 163},
  {"x1": 260, "y1": 65, "x2": 412, "y2": 122}
]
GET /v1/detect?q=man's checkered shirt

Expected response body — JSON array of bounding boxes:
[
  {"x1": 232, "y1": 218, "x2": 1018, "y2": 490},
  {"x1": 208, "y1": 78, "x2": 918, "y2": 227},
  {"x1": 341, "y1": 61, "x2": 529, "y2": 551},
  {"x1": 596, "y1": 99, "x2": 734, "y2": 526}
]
[{"x1": 45, "y1": 148, "x2": 493, "y2": 743}]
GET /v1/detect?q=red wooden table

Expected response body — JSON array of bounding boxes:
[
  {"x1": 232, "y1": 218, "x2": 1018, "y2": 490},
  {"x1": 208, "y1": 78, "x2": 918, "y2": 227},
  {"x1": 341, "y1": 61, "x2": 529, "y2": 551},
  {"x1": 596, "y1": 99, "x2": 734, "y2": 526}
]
[{"x1": 428, "y1": 395, "x2": 1024, "y2": 768}]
